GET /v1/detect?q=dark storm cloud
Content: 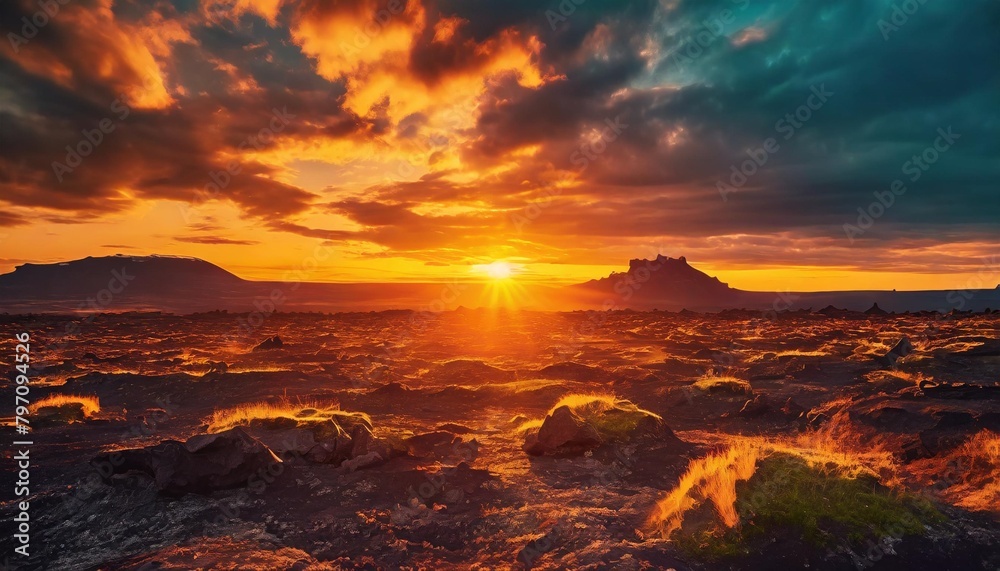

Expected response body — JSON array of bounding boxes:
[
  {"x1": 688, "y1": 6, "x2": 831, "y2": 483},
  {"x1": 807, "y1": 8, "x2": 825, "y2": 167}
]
[{"x1": 446, "y1": 0, "x2": 1000, "y2": 243}]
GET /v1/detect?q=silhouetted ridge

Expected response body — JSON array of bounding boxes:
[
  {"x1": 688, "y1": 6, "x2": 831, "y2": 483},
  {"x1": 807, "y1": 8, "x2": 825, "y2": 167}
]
[
  {"x1": 0, "y1": 254, "x2": 245, "y2": 299},
  {"x1": 865, "y1": 303, "x2": 889, "y2": 316},
  {"x1": 573, "y1": 254, "x2": 738, "y2": 309}
]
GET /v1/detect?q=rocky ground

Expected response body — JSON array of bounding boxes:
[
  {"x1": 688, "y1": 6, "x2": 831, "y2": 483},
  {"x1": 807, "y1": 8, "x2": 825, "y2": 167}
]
[{"x1": 1, "y1": 309, "x2": 998, "y2": 570}]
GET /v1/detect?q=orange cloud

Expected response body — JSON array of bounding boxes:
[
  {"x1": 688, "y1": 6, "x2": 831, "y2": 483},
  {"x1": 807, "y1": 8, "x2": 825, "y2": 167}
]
[
  {"x1": 291, "y1": 0, "x2": 424, "y2": 81},
  {"x1": 289, "y1": 0, "x2": 547, "y2": 137},
  {"x1": 2, "y1": 0, "x2": 186, "y2": 109}
]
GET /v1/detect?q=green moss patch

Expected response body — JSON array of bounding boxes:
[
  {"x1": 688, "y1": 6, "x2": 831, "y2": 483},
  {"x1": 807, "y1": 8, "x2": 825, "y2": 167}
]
[{"x1": 676, "y1": 453, "x2": 944, "y2": 560}]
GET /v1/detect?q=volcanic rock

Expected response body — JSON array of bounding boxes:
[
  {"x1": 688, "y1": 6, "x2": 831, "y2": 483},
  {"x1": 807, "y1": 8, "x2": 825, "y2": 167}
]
[
  {"x1": 202, "y1": 361, "x2": 228, "y2": 377},
  {"x1": 874, "y1": 336, "x2": 914, "y2": 368},
  {"x1": 735, "y1": 394, "x2": 772, "y2": 418},
  {"x1": 245, "y1": 418, "x2": 349, "y2": 461},
  {"x1": 524, "y1": 405, "x2": 603, "y2": 456},
  {"x1": 367, "y1": 381, "x2": 412, "y2": 398},
  {"x1": 340, "y1": 451, "x2": 384, "y2": 472},
  {"x1": 780, "y1": 397, "x2": 806, "y2": 419},
  {"x1": 405, "y1": 431, "x2": 461, "y2": 457},
  {"x1": 865, "y1": 303, "x2": 889, "y2": 316},
  {"x1": 850, "y1": 406, "x2": 933, "y2": 432},
  {"x1": 915, "y1": 410, "x2": 990, "y2": 455},
  {"x1": 817, "y1": 305, "x2": 847, "y2": 316},
  {"x1": 252, "y1": 336, "x2": 284, "y2": 351},
  {"x1": 349, "y1": 424, "x2": 402, "y2": 464},
  {"x1": 918, "y1": 381, "x2": 1000, "y2": 400},
  {"x1": 435, "y1": 423, "x2": 474, "y2": 434},
  {"x1": 35, "y1": 402, "x2": 89, "y2": 427},
  {"x1": 303, "y1": 435, "x2": 354, "y2": 464},
  {"x1": 94, "y1": 427, "x2": 282, "y2": 495}
]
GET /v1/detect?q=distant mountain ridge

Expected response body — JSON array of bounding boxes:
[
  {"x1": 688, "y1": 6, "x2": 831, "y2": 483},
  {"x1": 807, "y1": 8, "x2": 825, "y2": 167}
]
[
  {"x1": 0, "y1": 254, "x2": 257, "y2": 313},
  {"x1": 1, "y1": 254, "x2": 245, "y2": 296},
  {"x1": 1, "y1": 253, "x2": 999, "y2": 314},
  {"x1": 575, "y1": 255, "x2": 1000, "y2": 313}
]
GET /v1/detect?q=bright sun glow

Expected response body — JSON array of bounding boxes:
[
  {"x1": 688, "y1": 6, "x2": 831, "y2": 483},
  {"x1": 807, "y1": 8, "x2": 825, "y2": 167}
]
[{"x1": 474, "y1": 260, "x2": 516, "y2": 280}]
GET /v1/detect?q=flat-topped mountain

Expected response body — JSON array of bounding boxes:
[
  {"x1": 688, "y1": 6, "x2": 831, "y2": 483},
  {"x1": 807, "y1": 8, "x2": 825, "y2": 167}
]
[
  {"x1": 0, "y1": 255, "x2": 245, "y2": 297},
  {"x1": 572, "y1": 255, "x2": 740, "y2": 309},
  {"x1": 0, "y1": 254, "x2": 261, "y2": 313}
]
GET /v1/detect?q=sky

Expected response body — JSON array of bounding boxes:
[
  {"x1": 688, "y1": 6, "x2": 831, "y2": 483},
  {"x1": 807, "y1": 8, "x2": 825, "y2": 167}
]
[{"x1": 0, "y1": 0, "x2": 998, "y2": 290}]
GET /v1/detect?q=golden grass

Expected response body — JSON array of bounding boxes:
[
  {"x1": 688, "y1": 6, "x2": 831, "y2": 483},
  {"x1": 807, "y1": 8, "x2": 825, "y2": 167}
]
[
  {"x1": 515, "y1": 418, "x2": 544, "y2": 434},
  {"x1": 649, "y1": 413, "x2": 904, "y2": 539},
  {"x1": 205, "y1": 399, "x2": 369, "y2": 433},
  {"x1": 546, "y1": 393, "x2": 653, "y2": 417},
  {"x1": 32, "y1": 394, "x2": 100, "y2": 416},
  {"x1": 865, "y1": 369, "x2": 927, "y2": 386},
  {"x1": 953, "y1": 431, "x2": 1000, "y2": 512},
  {"x1": 693, "y1": 375, "x2": 752, "y2": 394},
  {"x1": 648, "y1": 441, "x2": 762, "y2": 537},
  {"x1": 491, "y1": 379, "x2": 565, "y2": 393},
  {"x1": 774, "y1": 349, "x2": 830, "y2": 358},
  {"x1": 910, "y1": 430, "x2": 1000, "y2": 514},
  {"x1": 525, "y1": 393, "x2": 663, "y2": 440}
]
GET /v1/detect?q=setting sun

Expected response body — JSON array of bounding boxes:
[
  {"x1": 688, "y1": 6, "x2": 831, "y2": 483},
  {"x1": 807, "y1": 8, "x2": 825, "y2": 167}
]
[{"x1": 474, "y1": 261, "x2": 516, "y2": 280}]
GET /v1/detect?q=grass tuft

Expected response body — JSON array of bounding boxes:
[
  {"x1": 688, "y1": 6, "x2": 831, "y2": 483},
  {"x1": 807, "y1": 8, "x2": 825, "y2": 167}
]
[
  {"x1": 693, "y1": 376, "x2": 752, "y2": 395},
  {"x1": 32, "y1": 394, "x2": 100, "y2": 416},
  {"x1": 206, "y1": 399, "x2": 369, "y2": 433},
  {"x1": 542, "y1": 393, "x2": 662, "y2": 441}
]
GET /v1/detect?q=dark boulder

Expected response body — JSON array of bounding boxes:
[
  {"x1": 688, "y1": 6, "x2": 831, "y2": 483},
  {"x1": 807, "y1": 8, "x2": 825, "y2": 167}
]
[
  {"x1": 202, "y1": 361, "x2": 228, "y2": 377},
  {"x1": 35, "y1": 403, "x2": 89, "y2": 427},
  {"x1": 403, "y1": 431, "x2": 480, "y2": 463},
  {"x1": 252, "y1": 336, "x2": 284, "y2": 352},
  {"x1": 367, "y1": 381, "x2": 412, "y2": 398},
  {"x1": 734, "y1": 394, "x2": 771, "y2": 418},
  {"x1": 780, "y1": 397, "x2": 806, "y2": 419},
  {"x1": 435, "y1": 423, "x2": 474, "y2": 434},
  {"x1": 343, "y1": 424, "x2": 405, "y2": 469},
  {"x1": 406, "y1": 431, "x2": 457, "y2": 456},
  {"x1": 94, "y1": 427, "x2": 282, "y2": 495},
  {"x1": 304, "y1": 434, "x2": 354, "y2": 464},
  {"x1": 524, "y1": 405, "x2": 603, "y2": 456},
  {"x1": 874, "y1": 336, "x2": 913, "y2": 368}
]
